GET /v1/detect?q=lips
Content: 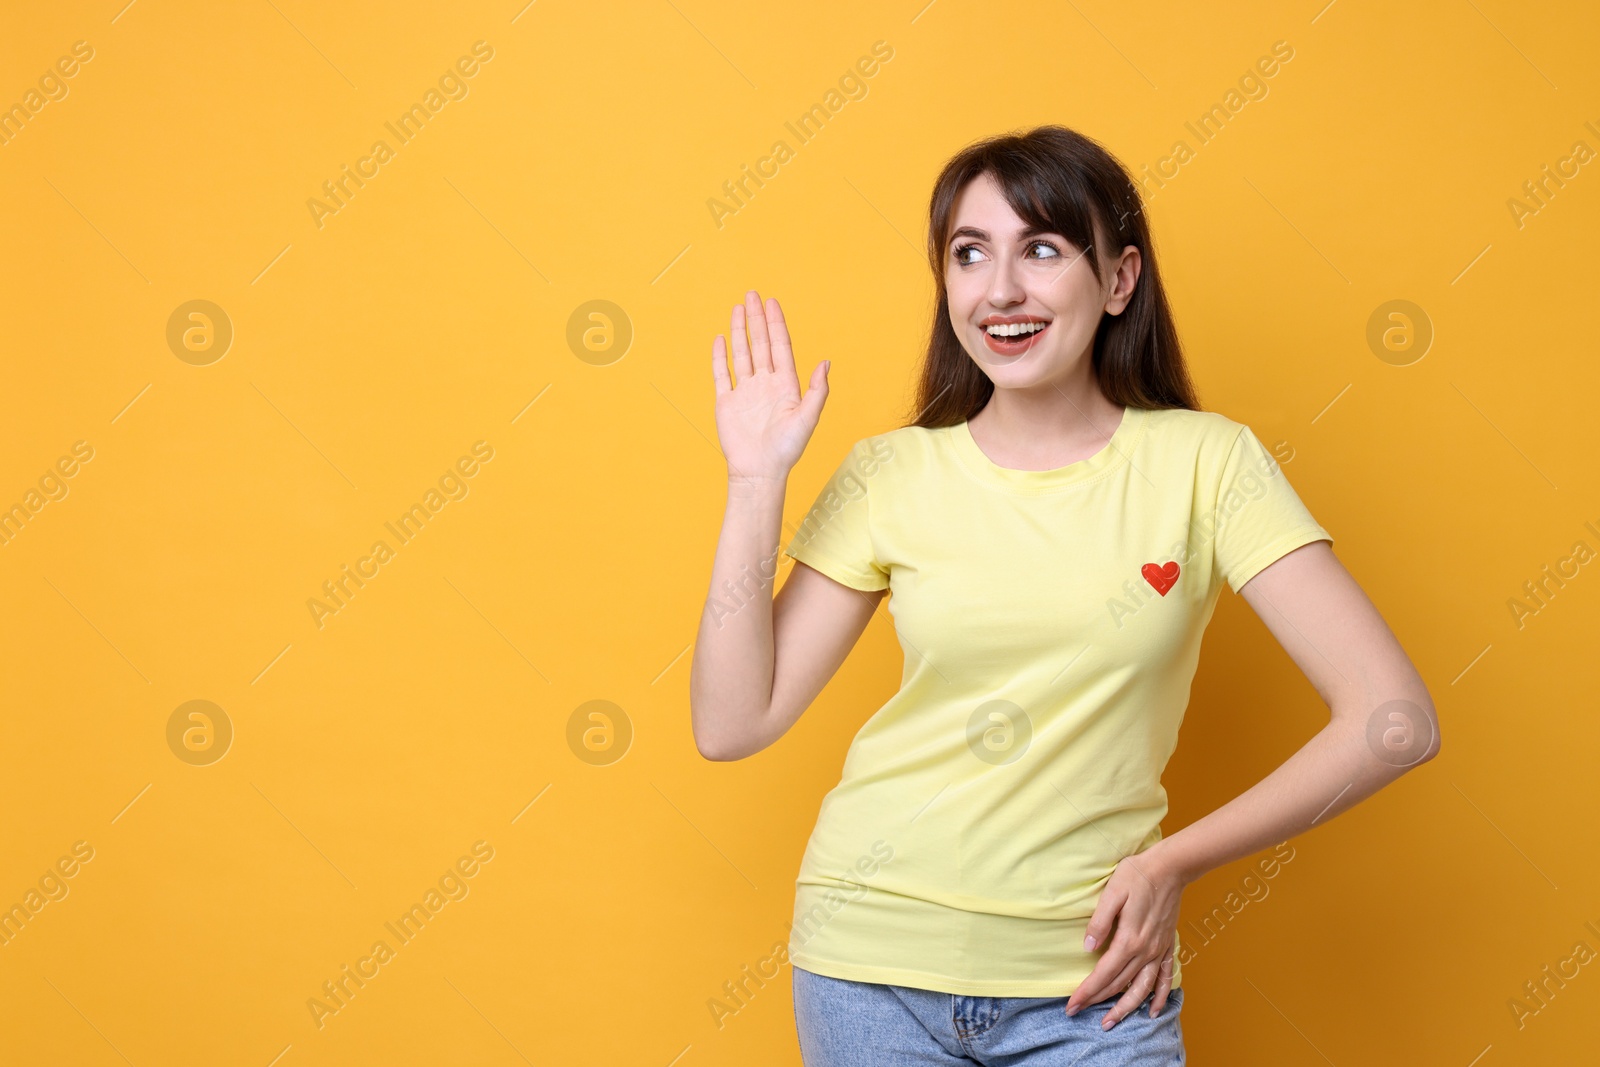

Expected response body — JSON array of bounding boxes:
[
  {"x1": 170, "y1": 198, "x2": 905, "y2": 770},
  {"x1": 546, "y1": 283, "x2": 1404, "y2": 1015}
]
[{"x1": 982, "y1": 319, "x2": 1050, "y2": 355}]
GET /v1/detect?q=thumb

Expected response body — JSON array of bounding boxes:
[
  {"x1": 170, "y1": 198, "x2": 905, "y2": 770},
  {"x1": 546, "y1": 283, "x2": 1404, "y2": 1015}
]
[{"x1": 798, "y1": 360, "x2": 830, "y2": 425}]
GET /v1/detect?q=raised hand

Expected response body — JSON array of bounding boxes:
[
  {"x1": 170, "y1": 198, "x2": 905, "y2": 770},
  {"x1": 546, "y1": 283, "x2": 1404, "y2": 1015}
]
[{"x1": 711, "y1": 290, "x2": 830, "y2": 486}]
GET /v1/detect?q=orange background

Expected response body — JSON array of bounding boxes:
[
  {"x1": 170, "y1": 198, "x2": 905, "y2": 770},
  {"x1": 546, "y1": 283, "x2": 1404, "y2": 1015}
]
[{"x1": 1, "y1": 1, "x2": 1596, "y2": 1063}]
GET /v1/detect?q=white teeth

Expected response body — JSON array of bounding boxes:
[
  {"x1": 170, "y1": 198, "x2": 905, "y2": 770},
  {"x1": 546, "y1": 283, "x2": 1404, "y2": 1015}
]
[{"x1": 985, "y1": 321, "x2": 1048, "y2": 337}]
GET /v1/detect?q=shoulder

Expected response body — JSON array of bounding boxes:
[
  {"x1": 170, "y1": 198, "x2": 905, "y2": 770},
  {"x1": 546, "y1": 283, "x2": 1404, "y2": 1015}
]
[
  {"x1": 1133, "y1": 406, "x2": 1248, "y2": 464},
  {"x1": 1138, "y1": 405, "x2": 1245, "y2": 444},
  {"x1": 797, "y1": 424, "x2": 947, "y2": 507},
  {"x1": 1134, "y1": 408, "x2": 1287, "y2": 492},
  {"x1": 840, "y1": 423, "x2": 946, "y2": 477}
]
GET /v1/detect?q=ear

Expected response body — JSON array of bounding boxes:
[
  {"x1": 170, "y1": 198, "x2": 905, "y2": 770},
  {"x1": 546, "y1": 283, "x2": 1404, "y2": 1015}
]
[{"x1": 1104, "y1": 245, "x2": 1142, "y2": 317}]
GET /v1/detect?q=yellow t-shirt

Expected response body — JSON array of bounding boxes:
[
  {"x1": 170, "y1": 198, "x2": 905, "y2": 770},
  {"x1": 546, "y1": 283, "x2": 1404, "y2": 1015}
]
[{"x1": 781, "y1": 404, "x2": 1333, "y2": 997}]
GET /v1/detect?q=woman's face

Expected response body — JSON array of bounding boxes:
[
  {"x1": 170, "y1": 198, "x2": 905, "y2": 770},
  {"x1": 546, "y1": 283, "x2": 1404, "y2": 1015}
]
[{"x1": 943, "y1": 171, "x2": 1139, "y2": 390}]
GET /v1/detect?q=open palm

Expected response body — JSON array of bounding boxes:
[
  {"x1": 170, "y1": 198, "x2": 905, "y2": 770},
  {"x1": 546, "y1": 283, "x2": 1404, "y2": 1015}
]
[{"x1": 711, "y1": 291, "x2": 829, "y2": 485}]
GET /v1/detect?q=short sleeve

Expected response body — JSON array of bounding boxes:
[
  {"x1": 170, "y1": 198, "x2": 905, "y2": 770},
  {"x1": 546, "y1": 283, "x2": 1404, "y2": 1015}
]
[
  {"x1": 1212, "y1": 425, "x2": 1333, "y2": 594},
  {"x1": 784, "y1": 439, "x2": 890, "y2": 592}
]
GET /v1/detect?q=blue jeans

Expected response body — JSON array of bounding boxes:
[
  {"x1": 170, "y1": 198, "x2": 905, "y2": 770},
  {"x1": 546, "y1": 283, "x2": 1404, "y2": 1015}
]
[{"x1": 792, "y1": 965, "x2": 1185, "y2": 1066}]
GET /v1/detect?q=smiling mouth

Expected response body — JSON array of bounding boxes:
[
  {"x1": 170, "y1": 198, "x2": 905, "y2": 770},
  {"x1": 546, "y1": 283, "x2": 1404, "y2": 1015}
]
[{"x1": 982, "y1": 320, "x2": 1051, "y2": 352}]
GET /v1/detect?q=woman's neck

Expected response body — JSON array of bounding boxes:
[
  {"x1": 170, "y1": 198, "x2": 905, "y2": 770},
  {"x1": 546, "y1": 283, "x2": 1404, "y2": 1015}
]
[{"x1": 966, "y1": 386, "x2": 1126, "y2": 471}]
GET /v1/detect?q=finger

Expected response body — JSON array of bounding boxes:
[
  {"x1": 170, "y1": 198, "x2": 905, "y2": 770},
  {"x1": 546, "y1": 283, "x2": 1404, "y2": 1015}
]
[
  {"x1": 1101, "y1": 960, "x2": 1160, "y2": 1031},
  {"x1": 744, "y1": 290, "x2": 774, "y2": 374},
  {"x1": 1065, "y1": 966, "x2": 1105, "y2": 1017},
  {"x1": 711, "y1": 335, "x2": 732, "y2": 396},
  {"x1": 1065, "y1": 947, "x2": 1129, "y2": 1017},
  {"x1": 1066, "y1": 901, "x2": 1126, "y2": 1016},
  {"x1": 1107, "y1": 947, "x2": 1158, "y2": 998},
  {"x1": 729, "y1": 302, "x2": 753, "y2": 381},
  {"x1": 1098, "y1": 949, "x2": 1151, "y2": 1006},
  {"x1": 1102, "y1": 962, "x2": 1159, "y2": 1031},
  {"x1": 765, "y1": 297, "x2": 797, "y2": 379},
  {"x1": 1075, "y1": 933, "x2": 1149, "y2": 1016},
  {"x1": 1082, "y1": 887, "x2": 1124, "y2": 956},
  {"x1": 1148, "y1": 945, "x2": 1175, "y2": 1018},
  {"x1": 797, "y1": 359, "x2": 830, "y2": 428}
]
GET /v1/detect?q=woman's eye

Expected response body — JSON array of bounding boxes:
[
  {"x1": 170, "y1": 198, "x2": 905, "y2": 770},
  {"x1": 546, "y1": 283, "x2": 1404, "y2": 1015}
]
[{"x1": 952, "y1": 241, "x2": 1062, "y2": 266}]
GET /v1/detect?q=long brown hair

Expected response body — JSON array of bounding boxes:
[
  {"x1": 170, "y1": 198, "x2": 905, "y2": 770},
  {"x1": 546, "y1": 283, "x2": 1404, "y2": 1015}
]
[{"x1": 907, "y1": 124, "x2": 1200, "y2": 428}]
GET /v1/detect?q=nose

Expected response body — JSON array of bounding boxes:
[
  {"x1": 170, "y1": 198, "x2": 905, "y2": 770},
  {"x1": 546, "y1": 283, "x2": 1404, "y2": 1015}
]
[{"x1": 987, "y1": 250, "x2": 1025, "y2": 307}]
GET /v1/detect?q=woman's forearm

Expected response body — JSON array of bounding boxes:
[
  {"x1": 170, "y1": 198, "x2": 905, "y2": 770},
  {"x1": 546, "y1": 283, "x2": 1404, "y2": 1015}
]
[
  {"x1": 688, "y1": 477, "x2": 788, "y2": 759},
  {"x1": 1148, "y1": 701, "x2": 1439, "y2": 886}
]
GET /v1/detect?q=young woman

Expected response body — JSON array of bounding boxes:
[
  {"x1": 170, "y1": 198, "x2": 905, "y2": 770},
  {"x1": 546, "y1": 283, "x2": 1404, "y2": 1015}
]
[{"x1": 689, "y1": 125, "x2": 1439, "y2": 1066}]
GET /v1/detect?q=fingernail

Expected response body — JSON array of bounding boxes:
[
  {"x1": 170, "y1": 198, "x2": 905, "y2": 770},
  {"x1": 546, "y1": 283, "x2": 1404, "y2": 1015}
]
[
  {"x1": 1084, "y1": 935, "x2": 1097, "y2": 951},
  {"x1": 1103, "y1": 1017, "x2": 1116, "y2": 1031}
]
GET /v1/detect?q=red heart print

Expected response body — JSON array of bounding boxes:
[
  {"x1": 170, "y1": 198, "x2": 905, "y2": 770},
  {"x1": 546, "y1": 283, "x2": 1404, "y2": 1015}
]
[{"x1": 1142, "y1": 561, "x2": 1180, "y2": 596}]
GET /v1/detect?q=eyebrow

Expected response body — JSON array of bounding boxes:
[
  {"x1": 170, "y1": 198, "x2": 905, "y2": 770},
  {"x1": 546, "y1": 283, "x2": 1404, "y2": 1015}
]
[{"x1": 948, "y1": 224, "x2": 1063, "y2": 246}]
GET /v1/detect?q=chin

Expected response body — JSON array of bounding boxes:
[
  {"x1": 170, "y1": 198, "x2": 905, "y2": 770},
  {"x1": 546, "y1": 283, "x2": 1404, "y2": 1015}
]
[{"x1": 980, "y1": 349, "x2": 1053, "y2": 374}]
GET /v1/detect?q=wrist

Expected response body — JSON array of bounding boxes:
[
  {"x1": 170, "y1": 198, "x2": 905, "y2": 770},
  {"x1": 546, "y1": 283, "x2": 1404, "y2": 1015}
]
[
  {"x1": 726, "y1": 472, "x2": 788, "y2": 498},
  {"x1": 1145, "y1": 836, "x2": 1199, "y2": 887}
]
